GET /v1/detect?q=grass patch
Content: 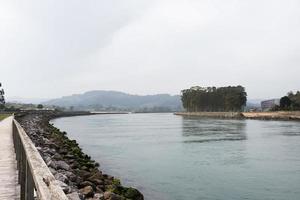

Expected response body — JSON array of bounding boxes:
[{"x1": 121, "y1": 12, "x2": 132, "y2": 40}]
[{"x1": 0, "y1": 114, "x2": 11, "y2": 121}]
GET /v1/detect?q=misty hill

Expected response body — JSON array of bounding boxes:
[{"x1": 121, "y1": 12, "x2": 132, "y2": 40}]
[{"x1": 44, "y1": 90, "x2": 182, "y2": 112}]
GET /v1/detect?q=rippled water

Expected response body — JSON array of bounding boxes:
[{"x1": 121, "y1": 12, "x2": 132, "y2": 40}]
[{"x1": 52, "y1": 113, "x2": 300, "y2": 200}]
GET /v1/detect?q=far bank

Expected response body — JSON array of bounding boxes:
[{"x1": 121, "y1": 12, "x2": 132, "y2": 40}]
[{"x1": 175, "y1": 111, "x2": 300, "y2": 121}]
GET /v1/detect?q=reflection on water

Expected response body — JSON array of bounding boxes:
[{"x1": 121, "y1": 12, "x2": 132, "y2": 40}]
[{"x1": 182, "y1": 117, "x2": 247, "y2": 143}]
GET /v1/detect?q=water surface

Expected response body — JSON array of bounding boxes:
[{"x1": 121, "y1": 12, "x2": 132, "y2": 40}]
[{"x1": 52, "y1": 113, "x2": 300, "y2": 200}]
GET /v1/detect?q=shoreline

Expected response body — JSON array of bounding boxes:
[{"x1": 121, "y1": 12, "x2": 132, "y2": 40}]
[
  {"x1": 15, "y1": 110, "x2": 143, "y2": 200},
  {"x1": 175, "y1": 111, "x2": 300, "y2": 121},
  {"x1": 174, "y1": 112, "x2": 244, "y2": 119},
  {"x1": 242, "y1": 111, "x2": 300, "y2": 121}
]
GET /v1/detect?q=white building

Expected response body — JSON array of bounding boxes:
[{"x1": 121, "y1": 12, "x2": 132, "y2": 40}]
[{"x1": 261, "y1": 99, "x2": 280, "y2": 111}]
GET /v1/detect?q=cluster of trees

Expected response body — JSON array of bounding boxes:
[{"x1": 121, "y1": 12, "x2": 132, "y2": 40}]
[
  {"x1": 0, "y1": 82, "x2": 5, "y2": 109},
  {"x1": 181, "y1": 86, "x2": 247, "y2": 112},
  {"x1": 279, "y1": 91, "x2": 300, "y2": 110}
]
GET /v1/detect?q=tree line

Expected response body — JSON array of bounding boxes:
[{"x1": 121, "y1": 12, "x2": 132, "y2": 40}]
[
  {"x1": 181, "y1": 86, "x2": 247, "y2": 112},
  {"x1": 278, "y1": 91, "x2": 300, "y2": 111}
]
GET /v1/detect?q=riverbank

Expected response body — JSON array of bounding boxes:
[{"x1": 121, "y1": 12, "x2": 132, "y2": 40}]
[
  {"x1": 243, "y1": 111, "x2": 300, "y2": 121},
  {"x1": 15, "y1": 110, "x2": 143, "y2": 200},
  {"x1": 174, "y1": 112, "x2": 244, "y2": 119},
  {"x1": 175, "y1": 111, "x2": 300, "y2": 121}
]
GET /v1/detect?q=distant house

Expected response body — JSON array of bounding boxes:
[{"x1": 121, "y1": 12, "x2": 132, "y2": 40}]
[{"x1": 261, "y1": 99, "x2": 280, "y2": 111}]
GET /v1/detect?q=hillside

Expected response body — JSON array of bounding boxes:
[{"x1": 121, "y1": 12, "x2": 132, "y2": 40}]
[{"x1": 44, "y1": 90, "x2": 182, "y2": 112}]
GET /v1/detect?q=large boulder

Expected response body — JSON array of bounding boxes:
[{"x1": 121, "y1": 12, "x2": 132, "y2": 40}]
[
  {"x1": 123, "y1": 187, "x2": 144, "y2": 200},
  {"x1": 57, "y1": 180, "x2": 71, "y2": 194},
  {"x1": 47, "y1": 160, "x2": 57, "y2": 169},
  {"x1": 63, "y1": 171, "x2": 77, "y2": 182},
  {"x1": 56, "y1": 160, "x2": 71, "y2": 170},
  {"x1": 78, "y1": 181, "x2": 95, "y2": 190},
  {"x1": 66, "y1": 192, "x2": 81, "y2": 200},
  {"x1": 55, "y1": 173, "x2": 69, "y2": 184},
  {"x1": 103, "y1": 191, "x2": 124, "y2": 200},
  {"x1": 79, "y1": 185, "x2": 94, "y2": 198}
]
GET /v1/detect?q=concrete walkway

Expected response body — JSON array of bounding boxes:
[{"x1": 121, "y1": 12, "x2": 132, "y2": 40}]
[{"x1": 0, "y1": 116, "x2": 20, "y2": 199}]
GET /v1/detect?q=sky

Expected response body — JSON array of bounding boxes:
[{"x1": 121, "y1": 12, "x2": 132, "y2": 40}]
[{"x1": 0, "y1": 0, "x2": 300, "y2": 101}]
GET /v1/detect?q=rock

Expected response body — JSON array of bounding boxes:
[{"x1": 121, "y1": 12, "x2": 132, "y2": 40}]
[
  {"x1": 103, "y1": 192, "x2": 112, "y2": 199},
  {"x1": 47, "y1": 160, "x2": 57, "y2": 169},
  {"x1": 79, "y1": 185, "x2": 94, "y2": 198},
  {"x1": 103, "y1": 174, "x2": 113, "y2": 180},
  {"x1": 43, "y1": 147, "x2": 56, "y2": 155},
  {"x1": 48, "y1": 141, "x2": 59, "y2": 149},
  {"x1": 59, "y1": 148, "x2": 68, "y2": 155},
  {"x1": 58, "y1": 180, "x2": 71, "y2": 194},
  {"x1": 65, "y1": 154, "x2": 75, "y2": 159},
  {"x1": 44, "y1": 156, "x2": 52, "y2": 164},
  {"x1": 49, "y1": 167, "x2": 57, "y2": 175},
  {"x1": 52, "y1": 153, "x2": 63, "y2": 160},
  {"x1": 91, "y1": 179, "x2": 103, "y2": 185},
  {"x1": 93, "y1": 193, "x2": 104, "y2": 200},
  {"x1": 79, "y1": 181, "x2": 95, "y2": 189},
  {"x1": 95, "y1": 186, "x2": 103, "y2": 193},
  {"x1": 75, "y1": 176, "x2": 84, "y2": 186},
  {"x1": 123, "y1": 187, "x2": 144, "y2": 200},
  {"x1": 70, "y1": 161, "x2": 80, "y2": 169},
  {"x1": 103, "y1": 192, "x2": 123, "y2": 200},
  {"x1": 104, "y1": 179, "x2": 112, "y2": 185},
  {"x1": 97, "y1": 184, "x2": 105, "y2": 191},
  {"x1": 87, "y1": 171, "x2": 103, "y2": 183},
  {"x1": 56, "y1": 160, "x2": 71, "y2": 170},
  {"x1": 63, "y1": 171, "x2": 77, "y2": 182},
  {"x1": 67, "y1": 192, "x2": 81, "y2": 200},
  {"x1": 78, "y1": 170, "x2": 91, "y2": 179},
  {"x1": 55, "y1": 173, "x2": 69, "y2": 184}
]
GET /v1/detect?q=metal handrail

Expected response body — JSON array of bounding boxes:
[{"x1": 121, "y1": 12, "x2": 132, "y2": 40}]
[{"x1": 12, "y1": 118, "x2": 68, "y2": 200}]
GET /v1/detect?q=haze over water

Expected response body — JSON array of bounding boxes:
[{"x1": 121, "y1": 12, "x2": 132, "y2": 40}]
[{"x1": 52, "y1": 114, "x2": 300, "y2": 200}]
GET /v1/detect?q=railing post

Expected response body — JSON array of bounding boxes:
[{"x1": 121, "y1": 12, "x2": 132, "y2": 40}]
[
  {"x1": 25, "y1": 161, "x2": 34, "y2": 200},
  {"x1": 17, "y1": 134, "x2": 21, "y2": 183},
  {"x1": 20, "y1": 147, "x2": 26, "y2": 199}
]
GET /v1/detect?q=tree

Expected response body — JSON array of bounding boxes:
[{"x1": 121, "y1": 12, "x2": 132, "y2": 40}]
[
  {"x1": 280, "y1": 96, "x2": 291, "y2": 110},
  {"x1": 0, "y1": 82, "x2": 5, "y2": 109},
  {"x1": 181, "y1": 86, "x2": 247, "y2": 112},
  {"x1": 37, "y1": 104, "x2": 43, "y2": 109}
]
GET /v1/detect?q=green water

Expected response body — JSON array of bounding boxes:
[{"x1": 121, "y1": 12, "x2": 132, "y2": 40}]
[{"x1": 52, "y1": 113, "x2": 300, "y2": 200}]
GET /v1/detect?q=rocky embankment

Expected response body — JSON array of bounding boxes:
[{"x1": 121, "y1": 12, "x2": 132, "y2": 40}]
[{"x1": 15, "y1": 111, "x2": 143, "y2": 200}]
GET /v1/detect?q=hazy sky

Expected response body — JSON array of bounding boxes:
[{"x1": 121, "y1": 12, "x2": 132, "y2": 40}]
[{"x1": 1, "y1": 0, "x2": 299, "y2": 100}]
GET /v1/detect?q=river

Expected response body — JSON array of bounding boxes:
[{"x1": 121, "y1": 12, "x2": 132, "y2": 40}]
[{"x1": 51, "y1": 113, "x2": 300, "y2": 200}]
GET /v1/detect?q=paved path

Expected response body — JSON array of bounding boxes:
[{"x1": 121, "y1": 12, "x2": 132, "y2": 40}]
[{"x1": 0, "y1": 116, "x2": 20, "y2": 199}]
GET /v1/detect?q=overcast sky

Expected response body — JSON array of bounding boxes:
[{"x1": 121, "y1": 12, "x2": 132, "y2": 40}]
[{"x1": 1, "y1": 0, "x2": 299, "y2": 100}]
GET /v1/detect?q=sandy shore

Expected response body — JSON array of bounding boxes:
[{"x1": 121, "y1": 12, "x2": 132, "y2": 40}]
[
  {"x1": 175, "y1": 111, "x2": 300, "y2": 121},
  {"x1": 174, "y1": 112, "x2": 244, "y2": 119},
  {"x1": 243, "y1": 111, "x2": 300, "y2": 121}
]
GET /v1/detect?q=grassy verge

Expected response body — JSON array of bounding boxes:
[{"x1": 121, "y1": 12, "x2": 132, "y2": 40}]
[{"x1": 0, "y1": 114, "x2": 11, "y2": 121}]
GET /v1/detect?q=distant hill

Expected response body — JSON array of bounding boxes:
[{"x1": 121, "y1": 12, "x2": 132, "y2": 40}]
[
  {"x1": 7, "y1": 97, "x2": 50, "y2": 104},
  {"x1": 44, "y1": 90, "x2": 182, "y2": 112}
]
